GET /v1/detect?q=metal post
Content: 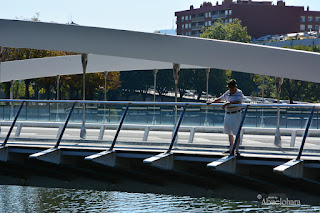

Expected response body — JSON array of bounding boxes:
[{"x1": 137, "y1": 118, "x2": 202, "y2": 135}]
[
  {"x1": 0, "y1": 46, "x2": 2, "y2": 80},
  {"x1": 153, "y1": 69, "x2": 158, "y2": 102},
  {"x1": 260, "y1": 76, "x2": 265, "y2": 127},
  {"x1": 206, "y1": 68, "x2": 210, "y2": 101},
  {"x1": 109, "y1": 104, "x2": 130, "y2": 151},
  {"x1": 55, "y1": 75, "x2": 60, "y2": 122},
  {"x1": 173, "y1": 63, "x2": 180, "y2": 124},
  {"x1": 104, "y1": 71, "x2": 109, "y2": 123},
  {"x1": 104, "y1": 71, "x2": 108, "y2": 101},
  {"x1": 296, "y1": 106, "x2": 315, "y2": 160},
  {"x1": 56, "y1": 75, "x2": 60, "y2": 100},
  {"x1": 204, "y1": 68, "x2": 210, "y2": 126},
  {"x1": 167, "y1": 104, "x2": 187, "y2": 153},
  {"x1": 80, "y1": 54, "x2": 88, "y2": 139},
  {"x1": 10, "y1": 80, "x2": 14, "y2": 99},
  {"x1": 10, "y1": 80, "x2": 14, "y2": 120},
  {"x1": 55, "y1": 102, "x2": 76, "y2": 148},
  {"x1": 274, "y1": 77, "x2": 283, "y2": 147},
  {"x1": 2, "y1": 101, "x2": 24, "y2": 147},
  {"x1": 229, "y1": 105, "x2": 249, "y2": 157},
  {"x1": 152, "y1": 69, "x2": 158, "y2": 124}
]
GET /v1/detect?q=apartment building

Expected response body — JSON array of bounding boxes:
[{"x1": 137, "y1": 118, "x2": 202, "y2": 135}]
[{"x1": 175, "y1": 0, "x2": 320, "y2": 38}]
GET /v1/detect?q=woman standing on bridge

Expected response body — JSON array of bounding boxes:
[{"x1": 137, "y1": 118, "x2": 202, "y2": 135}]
[{"x1": 207, "y1": 79, "x2": 243, "y2": 155}]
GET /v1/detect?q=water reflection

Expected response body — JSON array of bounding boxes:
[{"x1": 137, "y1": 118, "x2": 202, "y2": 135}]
[{"x1": 0, "y1": 185, "x2": 319, "y2": 212}]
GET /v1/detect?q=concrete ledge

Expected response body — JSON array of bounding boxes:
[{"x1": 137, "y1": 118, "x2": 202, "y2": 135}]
[
  {"x1": 0, "y1": 146, "x2": 8, "y2": 162},
  {"x1": 29, "y1": 148, "x2": 61, "y2": 164},
  {"x1": 273, "y1": 159, "x2": 304, "y2": 178},
  {"x1": 143, "y1": 153, "x2": 174, "y2": 170},
  {"x1": 85, "y1": 150, "x2": 116, "y2": 167},
  {"x1": 207, "y1": 156, "x2": 237, "y2": 174}
]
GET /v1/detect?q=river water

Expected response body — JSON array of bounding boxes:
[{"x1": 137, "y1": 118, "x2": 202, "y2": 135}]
[{"x1": 0, "y1": 185, "x2": 319, "y2": 212}]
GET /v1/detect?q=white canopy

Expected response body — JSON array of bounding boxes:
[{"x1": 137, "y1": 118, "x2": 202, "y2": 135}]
[
  {"x1": 0, "y1": 54, "x2": 204, "y2": 82},
  {"x1": 0, "y1": 19, "x2": 320, "y2": 83}
]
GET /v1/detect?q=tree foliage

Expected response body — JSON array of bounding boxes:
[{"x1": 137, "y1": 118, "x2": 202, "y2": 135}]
[{"x1": 201, "y1": 19, "x2": 251, "y2": 43}]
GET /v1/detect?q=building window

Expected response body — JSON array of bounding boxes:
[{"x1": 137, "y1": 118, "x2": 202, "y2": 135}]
[
  {"x1": 301, "y1": 16, "x2": 305, "y2": 22},
  {"x1": 205, "y1": 21, "x2": 208, "y2": 26},
  {"x1": 229, "y1": 18, "x2": 232, "y2": 23},
  {"x1": 308, "y1": 25, "x2": 313, "y2": 30},
  {"x1": 225, "y1": 10, "x2": 229, "y2": 16},
  {"x1": 209, "y1": 12, "x2": 211, "y2": 17},
  {"x1": 185, "y1": 23, "x2": 188, "y2": 29},
  {"x1": 300, "y1": 24, "x2": 305, "y2": 31},
  {"x1": 316, "y1": 17, "x2": 320, "y2": 22},
  {"x1": 181, "y1": 16, "x2": 184, "y2": 22},
  {"x1": 229, "y1": 10, "x2": 232, "y2": 15},
  {"x1": 182, "y1": 24, "x2": 184, "y2": 30},
  {"x1": 189, "y1": 23, "x2": 191, "y2": 28},
  {"x1": 208, "y1": 21, "x2": 212, "y2": 26},
  {"x1": 308, "y1": 16, "x2": 313, "y2": 22},
  {"x1": 315, "y1": 25, "x2": 319, "y2": 31},
  {"x1": 189, "y1": 15, "x2": 192, "y2": 20},
  {"x1": 185, "y1": 15, "x2": 188, "y2": 21}
]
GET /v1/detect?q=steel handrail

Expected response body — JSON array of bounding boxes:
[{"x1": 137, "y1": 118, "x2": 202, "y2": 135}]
[
  {"x1": 109, "y1": 104, "x2": 130, "y2": 151},
  {"x1": 296, "y1": 106, "x2": 315, "y2": 160},
  {"x1": 54, "y1": 102, "x2": 76, "y2": 148},
  {"x1": 230, "y1": 106, "x2": 249, "y2": 157},
  {"x1": 167, "y1": 104, "x2": 187, "y2": 154},
  {"x1": 1, "y1": 101, "x2": 25, "y2": 147},
  {"x1": 0, "y1": 99, "x2": 317, "y2": 109}
]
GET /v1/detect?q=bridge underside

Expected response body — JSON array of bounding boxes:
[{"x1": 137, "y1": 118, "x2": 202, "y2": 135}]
[{"x1": 1, "y1": 142, "x2": 320, "y2": 205}]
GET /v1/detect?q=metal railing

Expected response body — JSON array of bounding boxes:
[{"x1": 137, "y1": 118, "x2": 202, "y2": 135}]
[{"x1": 0, "y1": 99, "x2": 319, "y2": 160}]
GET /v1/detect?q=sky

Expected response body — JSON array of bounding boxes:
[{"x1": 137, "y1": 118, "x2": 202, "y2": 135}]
[{"x1": 1, "y1": 0, "x2": 319, "y2": 33}]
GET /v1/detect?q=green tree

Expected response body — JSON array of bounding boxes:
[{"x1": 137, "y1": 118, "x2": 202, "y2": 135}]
[
  {"x1": 199, "y1": 19, "x2": 251, "y2": 98},
  {"x1": 201, "y1": 19, "x2": 251, "y2": 43}
]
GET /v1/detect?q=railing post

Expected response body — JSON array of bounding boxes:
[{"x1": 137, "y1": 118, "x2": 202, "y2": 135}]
[
  {"x1": 1, "y1": 101, "x2": 24, "y2": 147},
  {"x1": 296, "y1": 106, "x2": 315, "y2": 161},
  {"x1": 167, "y1": 104, "x2": 187, "y2": 153},
  {"x1": 108, "y1": 104, "x2": 130, "y2": 151},
  {"x1": 229, "y1": 105, "x2": 249, "y2": 157},
  {"x1": 54, "y1": 102, "x2": 76, "y2": 148}
]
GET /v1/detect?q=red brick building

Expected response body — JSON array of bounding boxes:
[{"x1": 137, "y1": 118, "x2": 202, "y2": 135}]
[{"x1": 175, "y1": 0, "x2": 320, "y2": 39}]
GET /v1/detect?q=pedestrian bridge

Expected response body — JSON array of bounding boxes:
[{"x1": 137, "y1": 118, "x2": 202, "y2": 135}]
[{"x1": 0, "y1": 99, "x2": 320, "y2": 205}]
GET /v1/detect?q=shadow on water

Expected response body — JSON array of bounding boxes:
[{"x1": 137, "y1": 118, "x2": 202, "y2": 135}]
[{"x1": 0, "y1": 185, "x2": 319, "y2": 212}]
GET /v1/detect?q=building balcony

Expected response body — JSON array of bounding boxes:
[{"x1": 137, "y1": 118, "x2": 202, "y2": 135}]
[
  {"x1": 192, "y1": 17, "x2": 204, "y2": 22},
  {"x1": 192, "y1": 25, "x2": 204, "y2": 31},
  {"x1": 212, "y1": 14, "x2": 226, "y2": 19}
]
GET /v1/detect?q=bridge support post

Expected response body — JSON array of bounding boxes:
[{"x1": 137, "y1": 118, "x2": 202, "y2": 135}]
[
  {"x1": 188, "y1": 128, "x2": 195, "y2": 143},
  {"x1": 143, "y1": 153, "x2": 174, "y2": 170},
  {"x1": 85, "y1": 150, "x2": 116, "y2": 167},
  {"x1": 14, "y1": 123, "x2": 22, "y2": 137},
  {"x1": 98, "y1": 125, "x2": 105, "y2": 140},
  {"x1": 142, "y1": 126, "x2": 150, "y2": 141},
  {"x1": 273, "y1": 159, "x2": 304, "y2": 178},
  {"x1": 207, "y1": 156, "x2": 236, "y2": 173},
  {"x1": 29, "y1": 148, "x2": 61, "y2": 164},
  {"x1": 0, "y1": 146, "x2": 8, "y2": 162}
]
